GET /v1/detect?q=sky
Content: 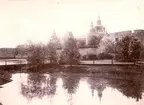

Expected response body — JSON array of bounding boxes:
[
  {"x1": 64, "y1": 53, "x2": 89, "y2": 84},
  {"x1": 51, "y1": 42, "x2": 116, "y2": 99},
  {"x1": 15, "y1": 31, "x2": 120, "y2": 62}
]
[{"x1": 0, "y1": 0, "x2": 144, "y2": 47}]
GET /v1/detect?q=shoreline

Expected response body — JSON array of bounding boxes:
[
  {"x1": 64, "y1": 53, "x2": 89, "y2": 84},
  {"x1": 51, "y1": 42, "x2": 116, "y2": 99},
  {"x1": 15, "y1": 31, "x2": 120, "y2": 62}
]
[{"x1": 0, "y1": 63, "x2": 142, "y2": 74}]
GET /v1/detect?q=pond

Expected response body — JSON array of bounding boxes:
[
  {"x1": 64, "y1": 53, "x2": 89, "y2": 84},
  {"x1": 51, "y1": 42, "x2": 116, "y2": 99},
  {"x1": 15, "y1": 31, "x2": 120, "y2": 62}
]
[{"x1": 0, "y1": 72, "x2": 144, "y2": 105}]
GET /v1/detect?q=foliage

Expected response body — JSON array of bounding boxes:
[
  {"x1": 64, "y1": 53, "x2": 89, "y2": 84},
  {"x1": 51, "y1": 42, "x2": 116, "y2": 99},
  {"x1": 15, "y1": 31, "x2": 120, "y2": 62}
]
[
  {"x1": 59, "y1": 32, "x2": 81, "y2": 65},
  {"x1": 140, "y1": 44, "x2": 144, "y2": 59},
  {"x1": 116, "y1": 35, "x2": 141, "y2": 61},
  {"x1": 128, "y1": 36, "x2": 141, "y2": 60},
  {"x1": 77, "y1": 39, "x2": 86, "y2": 47},
  {"x1": 104, "y1": 39, "x2": 115, "y2": 54},
  {"x1": 47, "y1": 31, "x2": 61, "y2": 64},
  {"x1": 87, "y1": 35, "x2": 102, "y2": 47},
  {"x1": 97, "y1": 52, "x2": 113, "y2": 59},
  {"x1": 116, "y1": 36, "x2": 131, "y2": 60},
  {"x1": 87, "y1": 54, "x2": 97, "y2": 60},
  {"x1": 26, "y1": 42, "x2": 47, "y2": 66}
]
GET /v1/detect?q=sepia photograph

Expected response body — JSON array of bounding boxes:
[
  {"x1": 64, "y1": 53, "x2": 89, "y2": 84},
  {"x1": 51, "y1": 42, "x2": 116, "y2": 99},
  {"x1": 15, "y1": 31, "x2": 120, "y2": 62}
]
[{"x1": 0, "y1": 0, "x2": 144, "y2": 105}]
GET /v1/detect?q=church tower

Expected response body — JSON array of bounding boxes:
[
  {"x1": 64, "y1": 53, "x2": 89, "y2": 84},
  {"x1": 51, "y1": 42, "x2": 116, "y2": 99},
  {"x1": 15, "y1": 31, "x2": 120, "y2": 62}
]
[
  {"x1": 86, "y1": 15, "x2": 107, "y2": 46},
  {"x1": 85, "y1": 15, "x2": 107, "y2": 56},
  {"x1": 97, "y1": 15, "x2": 101, "y2": 26}
]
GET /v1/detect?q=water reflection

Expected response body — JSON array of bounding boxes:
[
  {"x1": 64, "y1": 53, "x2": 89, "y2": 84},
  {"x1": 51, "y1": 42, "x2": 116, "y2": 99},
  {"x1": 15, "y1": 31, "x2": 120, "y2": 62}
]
[
  {"x1": 1, "y1": 71, "x2": 144, "y2": 105},
  {"x1": 108, "y1": 73, "x2": 143, "y2": 102},
  {"x1": 62, "y1": 75, "x2": 80, "y2": 94},
  {"x1": 61, "y1": 75, "x2": 80, "y2": 105},
  {"x1": 20, "y1": 73, "x2": 57, "y2": 100},
  {"x1": 20, "y1": 73, "x2": 144, "y2": 102},
  {"x1": 87, "y1": 74, "x2": 107, "y2": 103}
]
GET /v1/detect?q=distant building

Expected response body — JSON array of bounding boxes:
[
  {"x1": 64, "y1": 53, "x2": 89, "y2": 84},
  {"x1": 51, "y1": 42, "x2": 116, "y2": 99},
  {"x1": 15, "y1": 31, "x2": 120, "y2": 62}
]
[
  {"x1": 86, "y1": 15, "x2": 107, "y2": 45},
  {"x1": 57, "y1": 15, "x2": 108, "y2": 57},
  {"x1": 109, "y1": 30, "x2": 132, "y2": 42},
  {"x1": 109, "y1": 30, "x2": 144, "y2": 45},
  {"x1": 0, "y1": 48, "x2": 15, "y2": 59}
]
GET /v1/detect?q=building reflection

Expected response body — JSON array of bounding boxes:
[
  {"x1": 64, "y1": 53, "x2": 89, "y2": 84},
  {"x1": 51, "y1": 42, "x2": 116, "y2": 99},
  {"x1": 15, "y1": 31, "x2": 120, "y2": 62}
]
[
  {"x1": 87, "y1": 75, "x2": 107, "y2": 103},
  {"x1": 20, "y1": 73, "x2": 57, "y2": 100}
]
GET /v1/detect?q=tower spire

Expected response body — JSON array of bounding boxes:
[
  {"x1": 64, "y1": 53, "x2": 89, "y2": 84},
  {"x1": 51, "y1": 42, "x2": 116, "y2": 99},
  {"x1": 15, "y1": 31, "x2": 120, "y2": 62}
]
[
  {"x1": 98, "y1": 12, "x2": 100, "y2": 20},
  {"x1": 97, "y1": 13, "x2": 101, "y2": 25}
]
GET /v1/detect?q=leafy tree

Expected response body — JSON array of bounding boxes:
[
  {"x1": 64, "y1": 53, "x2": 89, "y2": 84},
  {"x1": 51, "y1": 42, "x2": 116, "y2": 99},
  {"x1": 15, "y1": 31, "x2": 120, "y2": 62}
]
[
  {"x1": 128, "y1": 36, "x2": 141, "y2": 61},
  {"x1": 116, "y1": 36, "x2": 131, "y2": 60},
  {"x1": 140, "y1": 44, "x2": 144, "y2": 59},
  {"x1": 47, "y1": 31, "x2": 61, "y2": 64},
  {"x1": 104, "y1": 39, "x2": 115, "y2": 54},
  {"x1": 59, "y1": 32, "x2": 81, "y2": 65},
  {"x1": 87, "y1": 35, "x2": 102, "y2": 47},
  {"x1": 77, "y1": 39, "x2": 86, "y2": 47},
  {"x1": 26, "y1": 42, "x2": 47, "y2": 66},
  {"x1": 116, "y1": 35, "x2": 141, "y2": 61}
]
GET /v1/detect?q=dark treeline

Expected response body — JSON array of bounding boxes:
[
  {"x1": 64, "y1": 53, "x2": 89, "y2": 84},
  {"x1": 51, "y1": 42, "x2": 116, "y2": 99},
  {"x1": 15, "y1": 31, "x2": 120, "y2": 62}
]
[{"x1": 103, "y1": 34, "x2": 143, "y2": 62}]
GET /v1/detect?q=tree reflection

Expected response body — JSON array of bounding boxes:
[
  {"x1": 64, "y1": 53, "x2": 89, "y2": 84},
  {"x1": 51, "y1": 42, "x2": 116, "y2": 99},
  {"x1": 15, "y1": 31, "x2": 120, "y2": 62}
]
[
  {"x1": 87, "y1": 75, "x2": 107, "y2": 102},
  {"x1": 62, "y1": 75, "x2": 80, "y2": 94},
  {"x1": 20, "y1": 73, "x2": 57, "y2": 100},
  {"x1": 108, "y1": 74, "x2": 143, "y2": 102},
  {"x1": 62, "y1": 75, "x2": 80, "y2": 105}
]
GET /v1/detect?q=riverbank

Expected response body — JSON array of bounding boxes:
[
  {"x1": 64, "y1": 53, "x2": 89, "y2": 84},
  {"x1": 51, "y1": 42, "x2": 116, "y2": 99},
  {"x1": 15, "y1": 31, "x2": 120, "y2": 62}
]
[{"x1": 1, "y1": 63, "x2": 142, "y2": 74}]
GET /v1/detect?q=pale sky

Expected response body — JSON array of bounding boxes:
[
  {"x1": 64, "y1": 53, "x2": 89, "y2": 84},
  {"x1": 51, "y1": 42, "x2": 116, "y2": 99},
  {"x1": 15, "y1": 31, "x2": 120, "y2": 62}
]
[{"x1": 0, "y1": 0, "x2": 144, "y2": 47}]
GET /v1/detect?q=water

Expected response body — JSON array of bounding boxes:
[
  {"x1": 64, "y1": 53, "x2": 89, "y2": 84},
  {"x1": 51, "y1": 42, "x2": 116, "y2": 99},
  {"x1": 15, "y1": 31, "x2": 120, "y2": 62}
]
[{"x1": 0, "y1": 72, "x2": 144, "y2": 105}]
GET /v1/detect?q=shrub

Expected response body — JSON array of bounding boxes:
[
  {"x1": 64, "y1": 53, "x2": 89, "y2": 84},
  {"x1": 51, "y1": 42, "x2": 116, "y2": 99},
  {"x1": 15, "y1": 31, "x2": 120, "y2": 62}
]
[{"x1": 97, "y1": 52, "x2": 113, "y2": 60}]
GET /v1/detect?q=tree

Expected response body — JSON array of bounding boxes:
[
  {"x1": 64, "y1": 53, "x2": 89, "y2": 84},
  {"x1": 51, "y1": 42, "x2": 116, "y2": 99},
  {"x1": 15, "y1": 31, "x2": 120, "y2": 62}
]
[
  {"x1": 116, "y1": 35, "x2": 141, "y2": 61},
  {"x1": 116, "y1": 36, "x2": 131, "y2": 60},
  {"x1": 104, "y1": 39, "x2": 115, "y2": 54},
  {"x1": 87, "y1": 35, "x2": 102, "y2": 47},
  {"x1": 15, "y1": 44, "x2": 28, "y2": 58},
  {"x1": 128, "y1": 36, "x2": 141, "y2": 61},
  {"x1": 47, "y1": 31, "x2": 61, "y2": 64},
  {"x1": 77, "y1": 39, "x2": 86, "y2": 47},
  {"x1": 26, "y1": 42, "x2": 47, "y2": 67},
  {"x1": 59, "y1": 32, "x2": 81, "y2": 65}
]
